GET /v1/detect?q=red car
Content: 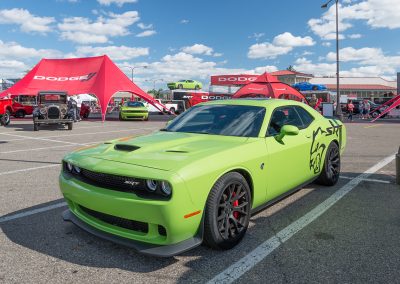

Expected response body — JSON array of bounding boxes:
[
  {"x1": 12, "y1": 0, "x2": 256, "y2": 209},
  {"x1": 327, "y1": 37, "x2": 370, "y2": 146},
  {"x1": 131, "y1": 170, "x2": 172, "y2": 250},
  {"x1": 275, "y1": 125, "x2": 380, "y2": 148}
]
[
  {"x1": 12, "y1": 101, "x2": 34, "y2": 118},
  {"x1": 0, "y1": 98, "x2": 13, "y2": 126}
]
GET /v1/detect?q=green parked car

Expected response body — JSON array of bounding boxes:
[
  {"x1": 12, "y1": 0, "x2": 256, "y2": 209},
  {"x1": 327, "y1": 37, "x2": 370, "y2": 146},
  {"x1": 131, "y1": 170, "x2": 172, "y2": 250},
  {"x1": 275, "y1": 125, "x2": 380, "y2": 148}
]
[
  {"x1": 60, "y1": 99, "x2": 346, "y2": 257},
  {"x1": 167, "y1": 79, "x2": 202, "y2": 90},
  {"x1": 119, "y1": 101, "x2": 149, "y2": 121}
]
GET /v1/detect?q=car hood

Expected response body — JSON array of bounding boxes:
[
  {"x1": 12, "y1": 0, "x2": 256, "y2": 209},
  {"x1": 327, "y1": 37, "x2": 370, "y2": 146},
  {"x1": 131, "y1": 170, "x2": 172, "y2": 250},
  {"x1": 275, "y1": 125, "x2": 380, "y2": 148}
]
[{"x1": 79, "y1": 131, "x2": 250, "y2": 171}]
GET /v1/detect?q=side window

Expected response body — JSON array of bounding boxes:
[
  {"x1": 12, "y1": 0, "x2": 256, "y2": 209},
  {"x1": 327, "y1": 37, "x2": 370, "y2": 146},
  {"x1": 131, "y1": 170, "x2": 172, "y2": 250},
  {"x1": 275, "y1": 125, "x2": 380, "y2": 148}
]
[
  {"x1": 267, "y1": 106, "x2": 303, "y2": 136},
  {"x1": 294, "y1": 106, "x2": 314, "y2": 129}
]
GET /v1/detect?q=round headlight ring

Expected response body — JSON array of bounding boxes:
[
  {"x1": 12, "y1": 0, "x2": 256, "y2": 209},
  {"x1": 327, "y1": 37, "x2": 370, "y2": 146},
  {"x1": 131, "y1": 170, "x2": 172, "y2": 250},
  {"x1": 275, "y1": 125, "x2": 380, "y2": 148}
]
[
  {"x1": 160, "y1": 181, "x2": 172, "y2": 196},
  {"x1": 146, "y1": 180, "x2": 158, "y2": 192},
  {"x1": 40, "y1": 108, "x2": 47, "y2": 114}
]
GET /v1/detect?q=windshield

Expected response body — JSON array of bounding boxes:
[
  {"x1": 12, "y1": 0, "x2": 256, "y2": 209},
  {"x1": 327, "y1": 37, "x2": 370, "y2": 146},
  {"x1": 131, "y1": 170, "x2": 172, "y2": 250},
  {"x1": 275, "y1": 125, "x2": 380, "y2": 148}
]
[
  {"x1": 124, "y1": 101, "x2": 144, "y2": 107},
  {"x1": 166, "y1": 104, "x2": 266, "y2": 137},
  {"x1": 39, "y1": 94, "x2": 67, "y2": 104}
]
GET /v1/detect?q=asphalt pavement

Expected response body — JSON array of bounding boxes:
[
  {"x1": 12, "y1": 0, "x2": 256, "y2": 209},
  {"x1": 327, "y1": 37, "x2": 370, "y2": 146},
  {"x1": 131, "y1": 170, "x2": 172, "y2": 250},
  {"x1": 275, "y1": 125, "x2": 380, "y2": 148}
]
[{"x1": 0, "y1": 115, "x2": 399, "y2": 284}]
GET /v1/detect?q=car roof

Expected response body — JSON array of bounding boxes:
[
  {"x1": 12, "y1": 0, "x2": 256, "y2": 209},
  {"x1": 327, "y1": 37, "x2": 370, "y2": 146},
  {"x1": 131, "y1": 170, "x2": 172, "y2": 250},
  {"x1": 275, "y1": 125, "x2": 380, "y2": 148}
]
[{"x1": 201, "y1": 98, "x2": 307, "y2": 108}]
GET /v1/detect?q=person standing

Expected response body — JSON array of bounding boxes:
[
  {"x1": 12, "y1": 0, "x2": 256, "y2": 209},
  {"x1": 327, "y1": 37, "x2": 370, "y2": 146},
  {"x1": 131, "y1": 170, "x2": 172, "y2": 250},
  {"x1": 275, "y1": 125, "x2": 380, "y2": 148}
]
[
  {"x1": 359, "y1": 100, "x2": 364, "y2": 119},
  {"x1": 75, "y1": 95, "x2": 82, "y2": 121},
  {"x1": 347, "y1": 100, "x2": 354, "y2": 122},
  {"x1": 364, "y1": 99, "x2": 371, "y2": 119},
  {"x1": 309, "y1": 94, "x2": 318, "y2": 109}
]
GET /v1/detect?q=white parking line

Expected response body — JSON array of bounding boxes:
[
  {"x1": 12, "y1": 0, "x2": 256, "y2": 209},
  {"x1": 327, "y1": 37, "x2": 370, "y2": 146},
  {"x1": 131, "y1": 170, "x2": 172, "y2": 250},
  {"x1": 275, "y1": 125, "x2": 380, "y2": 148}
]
[
  {"x1": 340, "y1": 175, "x2": 391, "y2": 184},
  {"x1": 0, "y1": 127, "x2": 158, "y2": 141},
  {"x1": 0, "y1": 164, "x2": 60, "y2": 176},
  {"x1": 0, "y1": 202, "x2": 67, "y2": 223},
  {"x1": 207, "y1": 153, "x2": 396, "y2": 284},
  {"x1": 0, "y1": 141, "x2": 103, "y2": 154},
  {"x1": 0, "y1": 133, "x2": 86, "y2": 146}
]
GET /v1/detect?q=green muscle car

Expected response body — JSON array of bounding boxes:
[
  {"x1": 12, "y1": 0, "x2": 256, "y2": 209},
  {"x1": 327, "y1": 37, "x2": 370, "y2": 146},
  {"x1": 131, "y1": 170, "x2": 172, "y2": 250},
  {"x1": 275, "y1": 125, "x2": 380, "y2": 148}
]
[
  {"x1": 119, "y1": 101, "x2": 149, "y2": 121},
  {"x1": 167, "y1": 79, "x2": 202, "y2": 90},
  {"x1": 60, "y1": 99, "x2": 346, "y2": 257}
]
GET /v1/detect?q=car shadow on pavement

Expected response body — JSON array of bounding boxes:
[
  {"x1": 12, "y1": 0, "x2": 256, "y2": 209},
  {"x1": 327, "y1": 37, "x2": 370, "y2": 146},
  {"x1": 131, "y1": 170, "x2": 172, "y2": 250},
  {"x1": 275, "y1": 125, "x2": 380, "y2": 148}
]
[
  {"x1": 0, "y1": 199, "x2": 177, "y2": 273},
  {"x1": 4, "y1": 123, "x2": 71, "y2": 132}
]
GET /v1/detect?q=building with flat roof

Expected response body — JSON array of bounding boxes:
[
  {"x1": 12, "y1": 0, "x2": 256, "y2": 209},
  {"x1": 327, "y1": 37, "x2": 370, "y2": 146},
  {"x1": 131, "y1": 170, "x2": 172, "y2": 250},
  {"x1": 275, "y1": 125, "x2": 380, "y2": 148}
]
[
  {"x1": 310, "y1": 76, "x2": 397, "y2": 98},
  {"x1": 269, "y1": 70, "x2": 314, "y2": 85}
]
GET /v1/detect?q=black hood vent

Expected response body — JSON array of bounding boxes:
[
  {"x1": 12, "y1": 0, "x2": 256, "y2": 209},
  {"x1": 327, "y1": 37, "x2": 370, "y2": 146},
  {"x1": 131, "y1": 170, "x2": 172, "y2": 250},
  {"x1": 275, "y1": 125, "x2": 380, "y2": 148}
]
[
  {"x1": 114, "y1": 144, "x2": 140, "y2": 152},
  {"x1": 165, "y1": 150, "x2": 188, "y2": 153}
]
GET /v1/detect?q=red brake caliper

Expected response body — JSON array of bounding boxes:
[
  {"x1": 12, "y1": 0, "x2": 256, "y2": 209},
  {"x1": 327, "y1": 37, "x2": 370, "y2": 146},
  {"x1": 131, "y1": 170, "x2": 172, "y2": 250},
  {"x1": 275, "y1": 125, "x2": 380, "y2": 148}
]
[{"x1": 232, "y1": 192, "x2": 239, "y2": 219}]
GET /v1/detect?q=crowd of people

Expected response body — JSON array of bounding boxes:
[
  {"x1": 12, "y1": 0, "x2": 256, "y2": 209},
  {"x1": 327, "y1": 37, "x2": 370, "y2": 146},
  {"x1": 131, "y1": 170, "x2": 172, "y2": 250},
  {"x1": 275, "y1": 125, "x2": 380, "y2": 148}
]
[{"x1": 346, "y1": 99, "x2": 371, "y2": 122}]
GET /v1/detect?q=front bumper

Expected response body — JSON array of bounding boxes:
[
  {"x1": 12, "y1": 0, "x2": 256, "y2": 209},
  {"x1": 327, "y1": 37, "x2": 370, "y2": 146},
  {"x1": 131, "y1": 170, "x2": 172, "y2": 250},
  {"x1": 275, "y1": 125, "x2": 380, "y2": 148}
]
[
  {"x1": 34, "y1": 117, "x2": 73, "y2": 124},
  {"x1": 120, "y1": 112, "x2": 148, "y2": 120},
  {"x1": 59, "y1": 164, "x2": 203, "y2": 257},
  {"x1": 62, "y1": 209, "x2": 202, "y2": 257}
]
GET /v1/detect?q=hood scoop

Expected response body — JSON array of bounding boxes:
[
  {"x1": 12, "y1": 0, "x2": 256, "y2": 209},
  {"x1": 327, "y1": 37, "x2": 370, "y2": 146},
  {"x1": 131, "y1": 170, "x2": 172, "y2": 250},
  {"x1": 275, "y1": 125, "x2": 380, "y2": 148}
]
[
  {"x1": 114, "y1": 144, "x2": 140, "y2": 152},
  {"x1": 165, "y1": 150, "x2": 189, "y2": 153}
]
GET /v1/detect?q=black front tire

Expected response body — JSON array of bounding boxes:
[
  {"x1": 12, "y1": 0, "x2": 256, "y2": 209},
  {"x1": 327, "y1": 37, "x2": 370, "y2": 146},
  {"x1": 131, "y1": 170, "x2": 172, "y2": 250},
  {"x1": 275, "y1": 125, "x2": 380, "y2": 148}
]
[
  {"x1": 15, "y1": 110, "x2": 25, "y2": 118},
  {"x1": 33, "y1": 123, "x2": 39, "y2": 131},
  {"x1": 195, "y1": 85, "x2": 200, "y2": 90},
  {"x1": 67, "y1": 122, "x2": 73, "y2": 130},
  {"x1": 3, "y1": 110, "x2": 11, "y2": 126},
  {"x1": 316, "y1": 142, "x2": 340, "y2": 186},
  {"x1": 312, "y1": 86, "x2": 318, "y2": 90},
  {"x1": 204, "y1": 172, "x2": 251, "y2": 250},
  {"x1": 178, "y1": 84, "x2": 183, "y2": 89}
]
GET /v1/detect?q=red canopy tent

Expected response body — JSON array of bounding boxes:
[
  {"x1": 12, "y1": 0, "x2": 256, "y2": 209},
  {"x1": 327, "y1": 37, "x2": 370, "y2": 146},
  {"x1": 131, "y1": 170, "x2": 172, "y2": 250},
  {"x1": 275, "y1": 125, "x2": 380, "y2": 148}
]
[
  {"x1": 232, "y1": 72, "x2": 306, "y2": 102},
  {"x1": 0, "y1": 55, "x2": 167, "y2": 121}
]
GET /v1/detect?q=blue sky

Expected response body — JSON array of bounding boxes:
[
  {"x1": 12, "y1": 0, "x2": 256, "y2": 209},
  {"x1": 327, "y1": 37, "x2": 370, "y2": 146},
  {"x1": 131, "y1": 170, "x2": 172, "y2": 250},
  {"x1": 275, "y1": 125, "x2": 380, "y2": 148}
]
[{"x1": 0, "y1": 0, "x2": 399, "y2": 90}]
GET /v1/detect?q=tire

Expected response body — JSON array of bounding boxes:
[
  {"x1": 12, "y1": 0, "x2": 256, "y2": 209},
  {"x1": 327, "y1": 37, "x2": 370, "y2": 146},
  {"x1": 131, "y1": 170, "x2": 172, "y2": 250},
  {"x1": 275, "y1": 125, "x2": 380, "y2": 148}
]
[
  {"x1": 312, "y1": 85, "x2": 318, "y2": 90},
  {"x1": 144, "y1": 116, "x2": 149, "y2": 121},
  {"x1": 3, "y1": 110, "x2": 11, "y2": 126},
  {"x1": 370, "y1": 111, "x2": 380, "y2": 119},
  {"x1": 169, "y1": 107, "x2": 175, "y2": 114},
  {"x1": 15, "y1": 110, "x2": 25, "y2": 118},
  {"x1": 204, "y1": 172, "x2": 251, "y2": 250},
  {"x1": 316, "y1": 142, "x2": 340, "y2": 186},
  {"x1": 195, "y1": 85, "x2": 200, "y2": 90},
  {"x1": 67, "y1": 122, "x2": 73, "y2": 130},
  {"x1": 178, "y1": 84, "x2": 183, "y2": 89},
  {"x1": 119, "y1": 113, "x2": 123, "y2": 121},
  {"x1": 33, "y1": 123, "x2": 39, "y2": 131}
]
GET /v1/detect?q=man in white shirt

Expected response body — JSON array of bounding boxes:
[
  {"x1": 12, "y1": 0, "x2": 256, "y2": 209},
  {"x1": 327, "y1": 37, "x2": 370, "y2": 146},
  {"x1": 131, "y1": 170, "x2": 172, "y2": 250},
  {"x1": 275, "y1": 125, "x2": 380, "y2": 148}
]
[{"x1": 75, "y1": 95, "x2": 82, "y2": 121}]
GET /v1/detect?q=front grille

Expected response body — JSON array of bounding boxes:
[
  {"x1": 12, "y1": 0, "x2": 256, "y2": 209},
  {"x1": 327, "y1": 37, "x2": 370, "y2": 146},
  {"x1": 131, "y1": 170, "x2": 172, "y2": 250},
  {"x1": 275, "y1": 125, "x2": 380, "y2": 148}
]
[
  {"x1": 79, "y1": 205, "x2": 148, "y2": 233},
  {"x1": 48, "y1": 106, "x2": 60, "y2": 119},
  {"x1": 123, "y1": 110, "x2": 147, "y2": 113},
  {"x1": 80, "y1": 168, "x2": 147, "y2": 193}
]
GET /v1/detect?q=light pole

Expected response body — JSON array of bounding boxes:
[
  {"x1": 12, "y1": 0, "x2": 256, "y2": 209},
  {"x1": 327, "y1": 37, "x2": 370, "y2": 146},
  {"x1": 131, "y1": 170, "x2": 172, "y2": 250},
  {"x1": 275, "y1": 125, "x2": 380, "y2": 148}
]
[
  {"x1": 321, "y1": 0, "x2": 343, "y2": 120},
  {"x1": 123, "y1": 65, "x2": 148, "y2": 82},
  {"x1": 146, "y1": 79, "x2": 164, "y2": 90}
]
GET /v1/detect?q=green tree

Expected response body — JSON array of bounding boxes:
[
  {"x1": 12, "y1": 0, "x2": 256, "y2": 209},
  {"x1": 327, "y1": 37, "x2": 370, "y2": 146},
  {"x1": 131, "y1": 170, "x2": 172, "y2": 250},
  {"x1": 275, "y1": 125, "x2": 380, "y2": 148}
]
[{"x1": 286, "y1": 65, "x2": 296, "y2": 72}]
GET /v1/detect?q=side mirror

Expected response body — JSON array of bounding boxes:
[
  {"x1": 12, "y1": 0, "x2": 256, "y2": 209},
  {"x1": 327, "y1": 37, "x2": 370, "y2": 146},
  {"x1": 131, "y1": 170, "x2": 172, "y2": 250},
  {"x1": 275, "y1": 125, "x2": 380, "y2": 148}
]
[{"x1": 275, "y1": 125, "x2": 299, "y2": 142}]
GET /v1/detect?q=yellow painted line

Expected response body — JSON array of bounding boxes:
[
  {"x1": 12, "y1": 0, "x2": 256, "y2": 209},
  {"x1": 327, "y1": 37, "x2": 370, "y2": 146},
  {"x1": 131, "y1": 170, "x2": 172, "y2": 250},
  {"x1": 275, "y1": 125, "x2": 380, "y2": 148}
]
[{"x1": 364, "y1": 124, "x2": 380, "y2": 129}]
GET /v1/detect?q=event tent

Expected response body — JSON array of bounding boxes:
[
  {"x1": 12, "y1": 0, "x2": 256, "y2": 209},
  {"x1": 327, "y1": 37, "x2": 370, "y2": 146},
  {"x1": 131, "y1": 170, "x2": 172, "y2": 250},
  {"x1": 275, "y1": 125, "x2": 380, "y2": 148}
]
[
  {"x1": 232, "y1": 72, "x2": 306, "y2": 101},
  {"x1": 0, "y1": 55, "x2": 167, "y2": 120}
]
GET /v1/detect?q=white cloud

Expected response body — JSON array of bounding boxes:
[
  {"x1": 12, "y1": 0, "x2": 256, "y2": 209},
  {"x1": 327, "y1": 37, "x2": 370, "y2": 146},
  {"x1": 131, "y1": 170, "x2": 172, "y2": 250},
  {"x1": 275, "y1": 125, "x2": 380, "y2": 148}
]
[
  {"x1": 58, "y1": 11, "x2": 140, "y2": 44},
  {"x1": 136, "y1": 30, "x2": 156, "y2": 37},
  {"x1": 72, "y1": 45, "x2": 149, "y2": 61},
  {"x1": 213, "y1": 52, "x2": 223, "y2": 57},
  {"x1": 248, "y1": 32, "x2": 315, "y2": 59},
  {"x1": 0, "y1": 40, "x2": 62, "y2": 59},
  {"x1": 348, "y1": 33, "x2": 362, "y2": 39},
  {"x1": 326, "y1": 47, "x2": 383, "y2": 62},
  {"x1": 0, "y1": 60, "x2": 29, "y2": 78},
  {"x1": 309, "y1": 0, "x2": 400, "y2": 40},
  {"x1": 322, "y1": 42, "x2": 331, "y2": 47},
  {"x1": 0, "y1": 8, "x2": 54, "y2": 33},
  {"x1": 254, "y1": 65, "x2": 278, "y2": 74},
  {"x1": 137, "y1": 23, "x2": 153, "y2": 29},
  {"x1": 181, "y1": 44, "x2": 214, "y2": 56},
  {"x1": 248, "y1": 32, "x2": 265, "y2": 41},
  {"x1": 293, "y1": 57, "x2": 336, "y2": 76},
  {"x1": 272, "y1": 32, "x2": 315, "y2": 47},
  {"x1": 97, "y1": 0, "x2": 137, "y2": 7},
  {"x1": 180, "y1": 19, "x2": 189, "y2": 24}
]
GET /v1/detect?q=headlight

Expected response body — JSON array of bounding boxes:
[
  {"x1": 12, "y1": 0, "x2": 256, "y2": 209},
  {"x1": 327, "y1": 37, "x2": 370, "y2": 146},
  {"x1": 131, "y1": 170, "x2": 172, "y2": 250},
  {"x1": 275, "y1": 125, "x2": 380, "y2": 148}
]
[
  {"x1": 40, "y1": 108, "x2": 47, "y2": 114},
  {"x1": 72, "y1": 165, "x2": 81, "y2": 174},
  {"x1": 66, "y1": 162, "x2": 73, "y2": 172},
  {"x1": 60, "y1": 108, "x2": 67, "y2": 115},
  {"x1": 146, "y1": 180, "x2": 157, "y2": 192},
  {"x1": 160, "y1": 181, "x2": 172, "y2": 196}
]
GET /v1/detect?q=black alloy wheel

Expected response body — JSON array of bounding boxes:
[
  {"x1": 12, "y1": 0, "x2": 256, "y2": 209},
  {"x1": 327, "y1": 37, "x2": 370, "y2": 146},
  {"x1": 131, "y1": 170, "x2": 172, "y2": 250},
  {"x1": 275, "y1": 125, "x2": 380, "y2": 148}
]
[
  {"x1": 178, "y1": 84, "x2": 183, "y2": 89},
  {"x1": 316, "y1": 142, "x2": 340, "y2": 186},
  {"x1": 204, "y1": 172, "x2": 251, "y2": 250}
]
